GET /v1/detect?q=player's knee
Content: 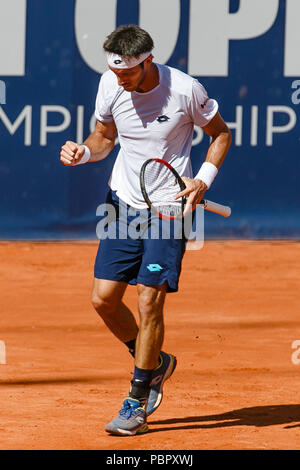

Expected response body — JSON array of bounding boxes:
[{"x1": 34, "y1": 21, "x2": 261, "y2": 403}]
[
  {"x1": 137, "y1": 284, "x2": 166, "y2": 323},
  {"x1": 138, "y1": 298, "x2": 164, "y2": 325},
  {"x1": 91, "y1": 292, "x2": 113, "y2": 316}
]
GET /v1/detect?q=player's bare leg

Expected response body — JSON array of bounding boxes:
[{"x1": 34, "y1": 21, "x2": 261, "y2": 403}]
[
  {"x1": 121, "y1": 282, "x2": 176, "y2": 416},
  {"x1": 91, "y1": 278, "x2": 138, "y2": 343},
  {"x1": 135, "y1": 283, "x2": 166, "y2": 370},
  {"x1": 96, "y1": 279, "x2": 177, "y2": 435}
]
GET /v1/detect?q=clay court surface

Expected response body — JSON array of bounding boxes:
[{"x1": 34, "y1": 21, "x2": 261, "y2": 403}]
[{"x1": 0, "y1": 240, "x2": 300, "y2": 450}]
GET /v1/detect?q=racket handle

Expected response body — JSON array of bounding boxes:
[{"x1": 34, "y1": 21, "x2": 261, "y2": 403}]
[{"x1": 200, "y1": 199, "x2": 231, "y2": 217}]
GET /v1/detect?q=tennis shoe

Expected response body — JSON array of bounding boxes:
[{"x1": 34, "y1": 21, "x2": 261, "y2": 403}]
[
  {"x1": 146, "y1": 351, "x2": 177, "y2": 416},
  {"x1": 105, "y1": 397, "x2": 148, "y2": 436}
]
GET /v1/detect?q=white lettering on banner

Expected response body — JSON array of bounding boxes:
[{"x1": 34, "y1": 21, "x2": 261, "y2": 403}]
[
  {"x1": 0, "y1": 80, "x2": 6, "y2": 105},
  {"x1": 226, "y1": 106, "x2": 243, "y2": 146},
  {"x1": 76, "y1": 105, "x2": 84, "y2": 144},
  {"x1": 250, "y1": 106, "x2": 259, "y2": 147},
  {"x1": 75, "y1": 0, "x2": 118, "y2": 75},
  {"x1": 266, "y1": 106, "x2": 297, "y2": 146},
  {"x1": 284, "y1": 0, "x2": 300, "y2": 76},
  {"x1": 188, "y1": 0, "x2": 279, "y2": 76},
  {"x1": 0, "y1": 105, "x2": 32, "y2": 145},
  {"x1": 0, "y1": 0, "x2": 27, "y2": 76},
  {"x1": 192, "y1": 126, "x2": 204, "y2": 146},
  {"x1": 138, "y1": 0, "x2": 180, "y2": 65},
  {"x1": 1, "y1": 1, "x2": 300, "y2": 77},
  {"x1": 75, "y1": 0, "x2": 180, "y2": 75},
  {"x1": 40, "y1": 106, "x2": 71, "y2": 146},
  {"x1": 89, "y1": 113, "x2": 97, "y2": 134},
  {"x1": 0, "y1": 105, "x2": 297, "y2": 147}
]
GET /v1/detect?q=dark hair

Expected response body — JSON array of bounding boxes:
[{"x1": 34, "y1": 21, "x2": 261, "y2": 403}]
[{"x1": 103, "y1": 25, "x2": 154, "y2": 59}]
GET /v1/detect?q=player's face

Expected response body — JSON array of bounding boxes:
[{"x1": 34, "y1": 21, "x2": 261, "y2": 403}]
[{"x1": 109, "y1": 62, "x2": 147, "y2": 92}]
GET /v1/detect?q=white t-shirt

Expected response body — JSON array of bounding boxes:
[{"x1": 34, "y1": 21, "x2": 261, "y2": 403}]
[{"x1": 95, "y1": 63, "x2": 218, "y2": 208}]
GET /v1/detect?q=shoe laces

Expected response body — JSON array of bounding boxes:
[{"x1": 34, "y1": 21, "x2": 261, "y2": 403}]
[{"x1": 119, "y1": 399, "x2": 140, "y2": 419}]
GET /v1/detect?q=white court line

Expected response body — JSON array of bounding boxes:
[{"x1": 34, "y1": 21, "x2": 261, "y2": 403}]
[{"x1": 0, "y1": 341, "x2": 6, "y2": 364}]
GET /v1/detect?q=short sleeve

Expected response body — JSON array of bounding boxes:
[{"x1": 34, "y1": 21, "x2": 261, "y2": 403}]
[
  {"x1": 94, "y1": 75, "x2": 114, "y2": 123},
  {"x1": 189, "y1": 79, "x2": 219, "y2": 128}
]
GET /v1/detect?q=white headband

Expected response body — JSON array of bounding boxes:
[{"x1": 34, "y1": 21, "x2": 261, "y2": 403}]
[{"x1": 107, "y1": 51, "x2": 152, "y2": 69}]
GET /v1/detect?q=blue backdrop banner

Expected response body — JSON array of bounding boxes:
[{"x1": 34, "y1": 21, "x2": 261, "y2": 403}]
[{"x1": 0, "y1": 0, "x2": 299, "y2": 239}]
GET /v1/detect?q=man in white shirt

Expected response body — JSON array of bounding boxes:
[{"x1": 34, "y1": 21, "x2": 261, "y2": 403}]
[{"x1": 60, "y1": 24, "x2": 231, "y2": 436}]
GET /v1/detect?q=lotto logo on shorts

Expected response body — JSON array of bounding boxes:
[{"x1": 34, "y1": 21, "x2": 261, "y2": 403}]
[{"x1": 147, "y1": 264, "x2": 163, "y2": 272}]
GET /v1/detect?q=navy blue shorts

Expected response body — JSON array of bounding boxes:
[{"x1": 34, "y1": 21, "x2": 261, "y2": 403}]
[{"x1": 94, "y1": 190, "x2": 188, "y2": 293}]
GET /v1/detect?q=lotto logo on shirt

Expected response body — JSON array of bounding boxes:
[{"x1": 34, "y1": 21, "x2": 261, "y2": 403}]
[{"x1": 156, "y1": 115, "x2": 170, "y2": 123}]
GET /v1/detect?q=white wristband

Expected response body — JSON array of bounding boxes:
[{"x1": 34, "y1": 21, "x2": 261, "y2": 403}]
[
  {"x1": 195, "y1": 162, "x2": 218, "y2": 189},
  {"x1": 75, "y1": 145, "x2": 91, "y2": 165}
]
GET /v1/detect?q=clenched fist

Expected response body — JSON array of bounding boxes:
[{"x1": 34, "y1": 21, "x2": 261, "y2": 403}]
[{"x1": 60, "y1": 141, "x2": 86, "y2": 166}]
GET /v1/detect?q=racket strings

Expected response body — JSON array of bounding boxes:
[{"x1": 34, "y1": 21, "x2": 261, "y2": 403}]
[{"x1": 143, "y1": 161, "x2": 182, "y2": 211}]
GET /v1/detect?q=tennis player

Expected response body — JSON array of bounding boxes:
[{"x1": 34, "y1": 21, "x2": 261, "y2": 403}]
[{"x1": 60, "y1": 25, "x2": 231, "y2": 436}]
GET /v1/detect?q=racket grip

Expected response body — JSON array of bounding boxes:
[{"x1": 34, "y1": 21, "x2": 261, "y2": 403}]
[{"x1": 201, "y1": 199, "x2": 231, "y2": 217}]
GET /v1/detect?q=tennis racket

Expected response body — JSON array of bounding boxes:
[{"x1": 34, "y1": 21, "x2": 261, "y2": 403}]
[{"x1": 140, "y1": 158, "x2": 231, "y2": 219}]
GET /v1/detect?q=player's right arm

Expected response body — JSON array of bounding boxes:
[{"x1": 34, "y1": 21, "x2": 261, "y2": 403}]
[{"x1": 60, "y1": 120, "x2": 117, "y2": 166}]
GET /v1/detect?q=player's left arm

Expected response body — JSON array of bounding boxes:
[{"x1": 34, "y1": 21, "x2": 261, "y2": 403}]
[
  {"x1": 201, "y1": 111, "x2": 232, "y2": 169},
  {"x1": 176, "y1": 112, "x2": 232, "y2": 214}
]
